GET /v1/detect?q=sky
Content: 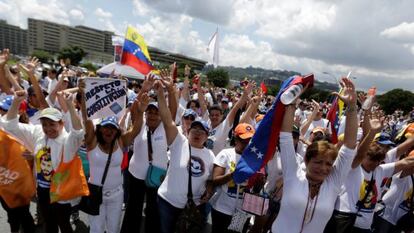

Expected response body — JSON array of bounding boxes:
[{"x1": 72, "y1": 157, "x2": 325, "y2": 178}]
[{"x1": 1, "y1": 0, "x2": 413, "y2": 93}]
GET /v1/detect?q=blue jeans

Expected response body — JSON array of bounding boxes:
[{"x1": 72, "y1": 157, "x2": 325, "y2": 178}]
[{"x1": 157, "y1": 196, "x2": 182, "y2": 233}]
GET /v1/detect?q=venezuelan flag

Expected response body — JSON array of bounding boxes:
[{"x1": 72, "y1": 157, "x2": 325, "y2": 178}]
[
  {"x1": 233, "y1": 74, "x2": 314, "y2": 184},
  {"x1": 121, "y1": 26, "x2": 154, "y2": 75},
  {"x1": 327, "y1": 89, "x2": 345, "y2": 144}
]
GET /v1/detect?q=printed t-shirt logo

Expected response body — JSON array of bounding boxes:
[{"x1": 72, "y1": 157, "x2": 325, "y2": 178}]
[
  {"x1": 36, "y1": 146, "x2": 53, "y2": 188},
  {"x1": 356, "y1": 179, "x2": 378, "y2": 212},
  {"x1": 190, "y1": 156, "x2": 205, "y2": 177},
  {"x1": 398, "y1": 188, "x2": 413, "y2": 211}
]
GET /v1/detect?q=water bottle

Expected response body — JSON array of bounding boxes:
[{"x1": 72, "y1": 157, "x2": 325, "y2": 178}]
[{"x1": 280, "y1": 84, "x2": 303, "y2": 105}]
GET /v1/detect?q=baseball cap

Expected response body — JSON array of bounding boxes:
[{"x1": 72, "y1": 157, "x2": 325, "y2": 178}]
[
  {"x1": 0, "y1": 95, "x2": 13, "y2": 112},
  {"x1": 183, "y1": 109, "x2": 197, "y2": 118},
  {"x1": 39, "y1": 107, "x2": 63, "y2": 121},
  {"x1": 99, "y1": 116, "x2": 120, "y2": 129},
  {"x1": 312, "y1": 127, "x2": 326, "y2": 135},
  {"x1": 190, "y1": 120, "x2": 210, "y2": 134},
  {"x1": 146, "y1": 102, "x2": 159, "y2": 110},
  {"x1": 234, "y1": 123, "x2": 255, "y2": 139},
  {"x1": 375, "y1": 132, "x2": 395, "y2": 146}
]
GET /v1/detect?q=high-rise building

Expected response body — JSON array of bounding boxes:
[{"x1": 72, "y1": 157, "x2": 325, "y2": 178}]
[
  {"x1": 28, "y1": 18, "x2": 114, "y2": 64},
  {"x1": 0, "y1": 20, "x2": 28, "y2": 55}
]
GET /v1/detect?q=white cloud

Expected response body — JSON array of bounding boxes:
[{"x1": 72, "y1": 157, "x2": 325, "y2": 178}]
[
  {"x1": 69, "y1": 9, "x2": 84, "y2": 21},
  {"x1": 381, "y1": 22, "x2": 414, "y2": 43},
  {"x1": 94, "y1": 8, "x2": 112, "y2": 18},
  {"x1": 132, "y1": 0, "x2": 150, "y2": 16},
  {"x1": 0, "y1": 0, "x2": 70, "y2": 28}
]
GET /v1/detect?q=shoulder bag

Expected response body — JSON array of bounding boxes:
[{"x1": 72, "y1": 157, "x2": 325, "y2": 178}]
[
  {"x1": 78, "y1": 141, "x2": 114, "y2": 216},
  {"x1": 176, "y1": 143, "x2": 205, "y2": 233},
  {"x1": 145, "y1": 130, "x2": 167, "y2": 188}
]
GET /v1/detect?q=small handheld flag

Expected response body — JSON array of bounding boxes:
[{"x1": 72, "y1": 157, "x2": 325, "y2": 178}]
[
  {"x1": 121, "y1": 26, "x2": 154, "y2": 75},
  {"x1": 233, "y1": 74, "x2": 315, "y2": 184}
]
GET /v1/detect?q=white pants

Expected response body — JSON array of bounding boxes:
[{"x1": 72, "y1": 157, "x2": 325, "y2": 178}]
[{"x1": 89, "y1": 185, "x2": 123, "y2": 233}]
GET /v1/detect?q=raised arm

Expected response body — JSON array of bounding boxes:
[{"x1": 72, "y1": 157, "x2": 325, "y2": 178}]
[
  {"x1": 4, "y1": 64, "x2": 23, "y2": 91},
  {"x1": 336, "y1": 78, "x2": 358, "y2": 149},
  {"x1": 6, "y1": 90, "x2": 26, "y2": 120},
  {"x1": 78, "y1": 78, "x2": 95, "y2": 148},
  {"x1": 352, "y1": 113, "x2": 384, "y2": 168},
  {"x1": 181, "y1": 65, "x2": 191, "y2": 101},
  {"x1": 62, "y1": 92, "x2": 82, "y2": 131},
  {"x1": 121, "y1": 90, "x2": 148, "y2": 147},
  {"x1": 239, "y1": 95, "x2": 260, "y2": 124},
  {"x1": 196, "y1": 75, "x2": 208, "y2": 116},
  {"x1": 155, "y1": 79, "x2": 178, "y2": 145},
  {"x1": 19, "y1": 57, "x2": 49, "y2": 109},
  {"x1": 395, "y1": 136, "x2": 414, "y2": 159},
  {"x1": 300, "y1": 100, "x2": 319, "y2": 136},
  {"x1": 226, "y1": 82, "x2": 254, "y2": 126},
  {"x1": 0, "y1": 49, "x2": 13, "y2": 94},
  {"x1": 160, "y1": 69, "x2": 178, "y2": 120}
]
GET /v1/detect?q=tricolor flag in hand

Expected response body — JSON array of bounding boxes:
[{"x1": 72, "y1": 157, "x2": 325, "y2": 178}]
[
  {"x1": 233, "y1": 74, "x2": 315, "y2": 184},
  {"x1": 327, "y1": 89, "x2": 345, "y2": 144},
  {"x1": 121, "y1": 26, "x2": 154, "y2": 75}
]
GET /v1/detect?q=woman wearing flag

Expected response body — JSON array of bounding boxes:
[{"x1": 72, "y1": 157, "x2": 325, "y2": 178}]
[{"x1": 271, "y1": 77, "x2": 359, "y2": 233}]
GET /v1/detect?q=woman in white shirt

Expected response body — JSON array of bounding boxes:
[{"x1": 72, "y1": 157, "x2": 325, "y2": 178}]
[
  {"x1": 272, "y1": 77, "x2": 359, "y2": 233},
  {"x1": 154, "y1": 81, "x2": 215, "y2": 233},
  {"x1": 373, "y1": 152, "x2": 414, "y2": 233},
  {"x1": 4, "y1": 90, "x2": 84, "y2": 233},
  {"x1": 80, "y1": 88, "x2": 147, "y2": 233}
]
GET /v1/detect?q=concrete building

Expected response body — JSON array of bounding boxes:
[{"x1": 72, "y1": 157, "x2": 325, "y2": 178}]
[
  {"x1": 1, "y1": 18, "x2": 207, "y2": 69},
  {"x1": 0, "y1": 20, "x2": 28, "y2": 55},
  {"x1": 28, "y1": 18, "x2": 114, "y2": 63}
]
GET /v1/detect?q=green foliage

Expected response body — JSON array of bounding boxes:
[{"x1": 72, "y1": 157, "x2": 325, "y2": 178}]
[
  {"x1": 31, "y1": 50, "x2": 53, "y2": 63},
  {"x1": 206, "y1": 68, "x2": 230, "y2": 88},
  {"x1": 302, "y1": 88, "x2": 332, "y2": 102},
  {"x1": 377, "y1": 89, "x2": 414, "y2": 115},
  {"x1": 80, "y1": 62, "x2": 98, "y2": 72},
  {"x1": 57, "y1": 46, "x2": 86, "y2": 66}
]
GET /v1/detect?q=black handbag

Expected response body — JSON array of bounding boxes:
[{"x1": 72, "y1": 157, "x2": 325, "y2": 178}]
[
  {"x1": 78, "y1": 142, "x2": 114, "y2": 216},
  {"x1": 324, "y1": 174, "x2": 375, "y2": 233},
  {"x1": 395, "y1": 175, "x2": 414, "y2": 232},
  {"x1": 176, "y1": 144, "x2": 205, "y2": 233}
]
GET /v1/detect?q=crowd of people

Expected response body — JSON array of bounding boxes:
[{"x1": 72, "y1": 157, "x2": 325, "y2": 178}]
[{"x1": 0, "y1": 47, "x2": 413, "y2": 233}]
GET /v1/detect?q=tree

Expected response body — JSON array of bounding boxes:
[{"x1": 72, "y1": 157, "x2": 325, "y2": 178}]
[
  {"x1": 57, "y1": 46, "x2": 86, "y2": 66},
  {"x1": 31, "y1": 50, "x2": 53, "y2": 63},
  {"x1": 377, "y1": 89, "x2": 414, "y2": 115},
  {"x1": 206, "y1": 68, "x2": 230, "y2": 88}
]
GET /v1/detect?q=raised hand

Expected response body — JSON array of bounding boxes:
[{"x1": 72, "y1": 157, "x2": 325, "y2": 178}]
[
  {"x1": 160, "y1": 69, "x2": 174, "y2": 89},
  {"x1": 184, "y1": 64, "x2": 191, "y2": 77},
  {"x1": 142, "y1": 73, "x2": 156, "y2": 92},
  {"x1": 0, "y1": 49, "x2": 10, "y2": 67},
  {"x1": 135, "y1": 91, "x2": 150, "y2": 113},
  {"x1": 14, "y1": 90, "x2": 27, "y2": 103},
  {"x1": 334, "y1": 77, "x2": 357, "y2": 106},
  {"x1": 20, "y1": 57, "x2": 40, "y2": 74},
  {"x1": 369, "y1": 110, "x2": 385, "y2": 132}
]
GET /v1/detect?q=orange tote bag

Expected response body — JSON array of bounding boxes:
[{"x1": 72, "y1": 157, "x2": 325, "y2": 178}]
[
  {"x1": 0, "y1": 129, "x2": 36, "y2": 208},
  {"x1": 50, "y1": 147, "x2": 89, "y2": 203}
]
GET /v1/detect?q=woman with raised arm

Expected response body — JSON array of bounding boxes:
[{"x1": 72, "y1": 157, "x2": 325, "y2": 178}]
[
  {"x1": 3, "y1": 90, "x2": 84, "y2": 233},
  {"x1": 271, "y1": 77, "x2": 359, "y2": 233},
  {"x1": 154, "y1": 80, "x2": 215, "y2": 233},
  {"x1": 78, "y1": 83, "x2": 147, "y2": 233}
]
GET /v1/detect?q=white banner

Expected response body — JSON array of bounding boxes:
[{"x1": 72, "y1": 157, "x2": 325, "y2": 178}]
[{"x1": 84, "y1": 78, "x2": 127, "y2": 120}]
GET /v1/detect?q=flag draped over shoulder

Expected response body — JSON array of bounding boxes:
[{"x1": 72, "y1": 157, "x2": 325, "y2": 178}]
[
  {"x1": 121, "y1": 26, "x2": 154, "y2": 75},
  {"x1": 327, "y1": 89, "x2": 345, "y2": 144},
  {"x1": 0, "y1": 129, "x2": 35, "y2": 208},
  {"x1": 233, "y1": 74, "x2": 315, "y2": 184}
]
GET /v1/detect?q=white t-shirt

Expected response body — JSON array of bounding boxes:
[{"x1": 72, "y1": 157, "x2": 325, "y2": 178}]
[
  {"x1": 272, "y1": 132, "x2": 357, "y2": 233},
  {"x1": 295, "y1": 108, "x2": 307, "y2": 123},
  {"x1": 380, "y1": 174, "x2": 413, "y2": 225},
  {"x1": 379, "y1": 148, "x2": 398, "y2": 194},
  {"x1": 334, "y1": 163, "x2": 396, "y2": 229},
  {"x1": 264, "y1": 152, "x2": 283, "y2": 197},
  {"x1": 210, "y1": 148, "x2": 246, "y2": 215},
  {"x1": 158, "y1": 131, "x2": 215, "y2": 208},
  {"x1": 128, "y1": 123, "x2": 169, "y2": 180},
  {"x1": 206, "y1": 118, "x2": 232, "y2": 155},
  {"x1": 47, "y1": 78, "x2": 58, "y2": 94},
  {"x1": 88, "y1": 144, "x2": 123, "y2": 191}
]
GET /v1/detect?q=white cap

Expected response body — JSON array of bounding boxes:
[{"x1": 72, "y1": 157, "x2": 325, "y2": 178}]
[{"x1": 39, "y1": 107, "x2": 63, "y2": 121}]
